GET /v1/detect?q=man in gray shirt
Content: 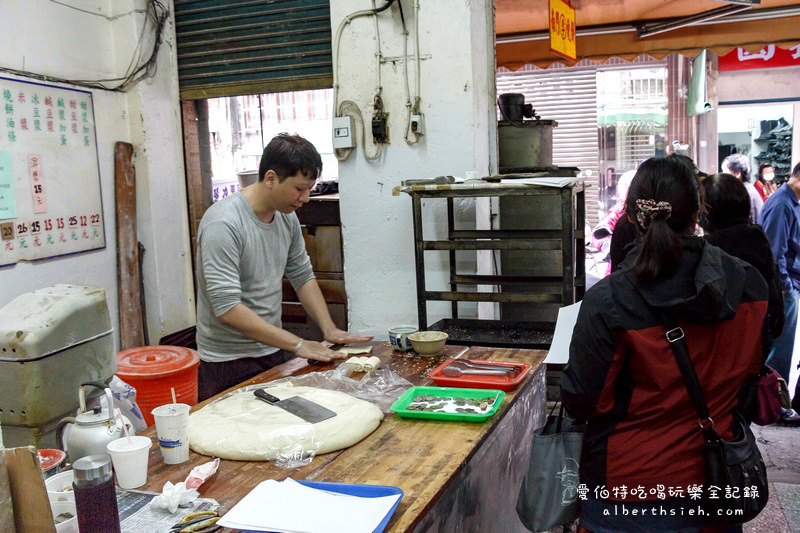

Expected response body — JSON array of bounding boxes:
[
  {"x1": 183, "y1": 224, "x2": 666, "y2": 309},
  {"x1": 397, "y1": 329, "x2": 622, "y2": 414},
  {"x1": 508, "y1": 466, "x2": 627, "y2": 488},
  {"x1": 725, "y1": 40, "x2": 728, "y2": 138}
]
[{"x1": 196, "y1": 134, "x2": 371, "y2": 400}]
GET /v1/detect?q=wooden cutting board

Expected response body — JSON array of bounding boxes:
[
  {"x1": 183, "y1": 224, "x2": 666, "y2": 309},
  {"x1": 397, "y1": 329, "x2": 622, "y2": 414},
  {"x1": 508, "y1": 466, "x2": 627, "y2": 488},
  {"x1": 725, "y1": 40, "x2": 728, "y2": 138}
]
[{"x1": 3, "y1": 447, "x2": 53, "y2": 532}]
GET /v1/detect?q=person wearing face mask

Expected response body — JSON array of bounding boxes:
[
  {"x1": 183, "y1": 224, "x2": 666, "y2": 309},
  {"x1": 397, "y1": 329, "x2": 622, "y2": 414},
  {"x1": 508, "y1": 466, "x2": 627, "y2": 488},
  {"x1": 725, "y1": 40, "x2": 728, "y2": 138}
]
[
  {"x1": 755, "y1": 163, "x2": 778, "y2": 202},
  {"x1": 195, "y1": 133, "x2": 372, "y2": 401},
  {"x1": 722, "y1": 153, "x2": 763, "y2": 224}
]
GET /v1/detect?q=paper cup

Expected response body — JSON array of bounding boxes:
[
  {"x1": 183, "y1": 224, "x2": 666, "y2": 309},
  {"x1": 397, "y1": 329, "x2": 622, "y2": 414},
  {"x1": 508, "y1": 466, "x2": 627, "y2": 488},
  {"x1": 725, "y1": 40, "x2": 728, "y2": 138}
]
[
  {"x1": 106, "y1": 436, "x2": 151, "y2": 489},
  {"x1": 151, "y1": 403, "x2": 191, "y2": 464}
]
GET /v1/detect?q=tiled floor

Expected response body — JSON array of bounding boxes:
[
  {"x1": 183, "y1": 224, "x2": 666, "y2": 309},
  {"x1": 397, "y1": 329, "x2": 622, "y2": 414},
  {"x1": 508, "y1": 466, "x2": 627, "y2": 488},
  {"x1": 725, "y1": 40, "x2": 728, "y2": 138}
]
[{"x1": 747, "y1": 424, "x2": 800, "y2": 532}]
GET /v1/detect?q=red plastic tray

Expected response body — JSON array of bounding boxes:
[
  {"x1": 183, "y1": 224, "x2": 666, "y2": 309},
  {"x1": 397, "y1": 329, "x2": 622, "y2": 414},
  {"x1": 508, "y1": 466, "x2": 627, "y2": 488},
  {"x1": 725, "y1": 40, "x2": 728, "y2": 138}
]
[{"x1": 428, "y1": 359, "x2": 531, "y2": 391}]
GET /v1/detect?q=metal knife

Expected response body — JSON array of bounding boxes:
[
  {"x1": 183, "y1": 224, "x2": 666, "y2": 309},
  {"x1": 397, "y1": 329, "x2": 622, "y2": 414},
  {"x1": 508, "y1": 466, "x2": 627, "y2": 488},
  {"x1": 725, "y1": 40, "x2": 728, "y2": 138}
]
[{"x1": 253, "y1": 389, "x2": 336, "y2": 424}]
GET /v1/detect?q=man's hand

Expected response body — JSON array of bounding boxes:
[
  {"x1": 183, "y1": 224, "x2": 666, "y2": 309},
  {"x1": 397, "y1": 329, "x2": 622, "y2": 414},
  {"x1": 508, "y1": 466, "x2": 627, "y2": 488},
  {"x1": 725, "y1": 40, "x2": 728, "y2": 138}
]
[
  {"x1": 295, "y1": 340, "x2": 348, "y2": 362},
  {"x1": 323, "y1": 328, "x2": 373, "y2": 346}
]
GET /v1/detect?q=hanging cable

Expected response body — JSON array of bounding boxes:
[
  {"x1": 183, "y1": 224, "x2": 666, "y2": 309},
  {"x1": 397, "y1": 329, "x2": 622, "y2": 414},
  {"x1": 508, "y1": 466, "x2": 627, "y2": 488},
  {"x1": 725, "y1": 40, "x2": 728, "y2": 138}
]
[
  {"x1": 372, "y1": 0, "x2": 384, "y2": 98},
  {"x1": 332, "y1": 0, "x2": 394, "y2": 162},
  {"x1": 413, "y1": 0, "x2": 422, "y2": 114},
  {"x1": 0, "y1": 0, "x2": 168, "y2": 92},
  {"x1": 334, "y1": 100, "x2": 382, "y2": 161},
  {"x1": 397, "y1": 0, "x2": 417, "y2": 145}
]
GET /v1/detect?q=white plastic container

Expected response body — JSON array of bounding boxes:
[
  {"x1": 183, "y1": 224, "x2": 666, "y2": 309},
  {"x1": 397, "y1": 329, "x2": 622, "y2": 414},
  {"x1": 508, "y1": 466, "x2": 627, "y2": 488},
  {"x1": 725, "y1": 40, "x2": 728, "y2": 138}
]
[
  {"x1": 46, "y1": 470, "x2": 75, "y2": 503},
  {"x1": 0, "y1": 285, "x2": 115, "y2": 446},
  {"x1": 50, "y1": 499, "x2": 78, "y2": 533}
]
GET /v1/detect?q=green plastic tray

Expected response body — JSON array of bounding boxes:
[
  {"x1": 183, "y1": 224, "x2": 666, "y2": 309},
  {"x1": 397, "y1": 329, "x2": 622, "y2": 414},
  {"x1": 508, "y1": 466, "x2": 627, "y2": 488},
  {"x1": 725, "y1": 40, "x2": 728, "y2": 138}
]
[{"x1": 390, "y1": 386, "x2": 506, "y2": 422}]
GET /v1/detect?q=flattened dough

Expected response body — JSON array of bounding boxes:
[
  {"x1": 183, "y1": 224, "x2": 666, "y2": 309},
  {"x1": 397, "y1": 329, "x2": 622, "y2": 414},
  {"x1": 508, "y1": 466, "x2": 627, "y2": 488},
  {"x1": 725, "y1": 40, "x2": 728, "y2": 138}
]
[
  {"x1": 188, "y1": 384, "x2": 383, "y2": 461},
  {"x1": 336, "y1": 346, "x2": 373, "y2": 355}
]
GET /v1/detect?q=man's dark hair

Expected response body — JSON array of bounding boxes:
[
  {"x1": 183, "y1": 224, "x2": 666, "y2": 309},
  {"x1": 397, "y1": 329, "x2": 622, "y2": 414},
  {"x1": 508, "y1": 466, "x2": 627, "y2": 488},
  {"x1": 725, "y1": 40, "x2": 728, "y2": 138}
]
[
  {"x1": 258, "y1": 133, "x2": 322, "y2": 183},
  {"x1": 793, "y1": 162, "x2": 800, "y2": 179}
]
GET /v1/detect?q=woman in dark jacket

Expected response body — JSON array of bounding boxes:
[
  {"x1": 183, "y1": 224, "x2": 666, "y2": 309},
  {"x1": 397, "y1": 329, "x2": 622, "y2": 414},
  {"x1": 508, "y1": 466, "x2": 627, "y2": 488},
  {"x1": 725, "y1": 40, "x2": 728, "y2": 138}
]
[
  {"x1": 701, "y1": 172, "x2": 784, "y2": 344},
  {"x1": 562, "y1": 156, "x2": 768, "y2": 532}
]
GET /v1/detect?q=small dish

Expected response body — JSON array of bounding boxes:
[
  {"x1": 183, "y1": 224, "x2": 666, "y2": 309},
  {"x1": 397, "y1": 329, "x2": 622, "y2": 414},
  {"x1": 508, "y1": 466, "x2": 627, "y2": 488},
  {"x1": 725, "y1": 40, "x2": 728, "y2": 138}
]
[{"x1": 38, "y1": 449, "x2": 67, "y2": 478}]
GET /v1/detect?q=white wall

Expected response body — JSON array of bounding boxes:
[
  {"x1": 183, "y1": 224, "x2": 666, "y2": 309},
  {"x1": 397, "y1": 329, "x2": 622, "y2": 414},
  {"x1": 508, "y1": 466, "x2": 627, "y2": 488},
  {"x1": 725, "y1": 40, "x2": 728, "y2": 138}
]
[
  {"x1": 0, "y1": 0, "x2": 194, "y2": 347},
  {"x1": 330, "y1": 1, "x2": 497, "y2": 337},
  {"x1": 718, "y1": 66, "x2": 800, "y2": 104}
]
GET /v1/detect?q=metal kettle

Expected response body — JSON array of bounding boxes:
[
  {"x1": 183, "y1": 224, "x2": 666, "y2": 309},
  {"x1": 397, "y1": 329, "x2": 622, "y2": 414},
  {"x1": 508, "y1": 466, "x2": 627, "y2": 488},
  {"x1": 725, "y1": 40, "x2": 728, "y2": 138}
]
[{"x1": 56, "y1": 382, "x2": 134, "y2": 462}]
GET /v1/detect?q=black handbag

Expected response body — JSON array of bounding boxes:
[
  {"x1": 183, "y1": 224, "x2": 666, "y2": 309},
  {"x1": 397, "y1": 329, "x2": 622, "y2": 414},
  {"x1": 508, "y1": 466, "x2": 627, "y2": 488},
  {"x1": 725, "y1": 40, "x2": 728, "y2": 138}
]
[
  {"x1": 516, "y1": 404, "x2": 585, "y2": 532},
  {"x1": 661, "y1": 313, "x2": 768, "y2": 524}
]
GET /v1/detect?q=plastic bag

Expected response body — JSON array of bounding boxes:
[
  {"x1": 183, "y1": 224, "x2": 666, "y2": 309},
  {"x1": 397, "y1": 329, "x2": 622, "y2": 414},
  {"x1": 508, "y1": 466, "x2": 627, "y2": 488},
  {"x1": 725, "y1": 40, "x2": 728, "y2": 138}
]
[
  {"x1": 99, "y1": 376, "x2": 147, "y2": 432},
  {"x1": 190, "y1": 382, "x2": 387, "y2": 465},
  {"x1": 267, "y1": 366, "x2": 412, "y2": 414}
]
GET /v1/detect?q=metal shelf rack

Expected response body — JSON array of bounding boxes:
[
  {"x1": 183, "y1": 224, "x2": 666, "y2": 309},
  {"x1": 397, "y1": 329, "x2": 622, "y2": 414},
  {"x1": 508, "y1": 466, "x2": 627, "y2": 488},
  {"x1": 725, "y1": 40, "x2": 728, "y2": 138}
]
[{"x1": 395, "y1": 178, "x2": 586, "y2": 337}]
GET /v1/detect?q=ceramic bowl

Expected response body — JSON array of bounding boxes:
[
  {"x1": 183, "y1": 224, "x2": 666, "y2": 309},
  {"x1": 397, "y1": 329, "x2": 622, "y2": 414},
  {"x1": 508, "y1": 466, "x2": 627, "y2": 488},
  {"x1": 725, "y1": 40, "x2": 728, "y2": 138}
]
[
  {"x1": 46, "y1": 470, "x2": 75, "y2": 504},
  {"x1": 388, "y1": 325, "x2": 418, "y2": 352},
  {"x1": 408, "y1": 331, "x2": 448, "y2": 356}
]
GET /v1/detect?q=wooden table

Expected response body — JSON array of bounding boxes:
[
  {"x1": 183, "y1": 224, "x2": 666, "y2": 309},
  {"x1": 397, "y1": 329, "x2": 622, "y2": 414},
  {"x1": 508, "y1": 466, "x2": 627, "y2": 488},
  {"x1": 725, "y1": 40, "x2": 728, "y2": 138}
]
[{"x1": 139, "y1": 343, "x2": 547, "y2": 532}]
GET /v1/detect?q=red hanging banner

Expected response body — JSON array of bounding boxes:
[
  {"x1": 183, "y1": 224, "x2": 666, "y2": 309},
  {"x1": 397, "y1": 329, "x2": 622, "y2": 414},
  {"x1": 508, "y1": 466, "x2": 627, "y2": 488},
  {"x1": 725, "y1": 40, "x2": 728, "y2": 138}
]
[
  {"x1": 549, "y1": 0, "x2": 576, "y2": 62},
  {"x1": 719, "y1": 44, "x2": 800, "y2": 72}
]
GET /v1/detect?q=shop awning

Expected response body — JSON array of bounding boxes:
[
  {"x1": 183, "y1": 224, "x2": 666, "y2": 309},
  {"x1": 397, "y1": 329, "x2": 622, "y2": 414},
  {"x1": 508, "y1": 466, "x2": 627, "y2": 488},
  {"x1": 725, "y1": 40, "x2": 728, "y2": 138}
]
[{"x1": 496, "y1": 0, "x2": 800, "y2": 69}]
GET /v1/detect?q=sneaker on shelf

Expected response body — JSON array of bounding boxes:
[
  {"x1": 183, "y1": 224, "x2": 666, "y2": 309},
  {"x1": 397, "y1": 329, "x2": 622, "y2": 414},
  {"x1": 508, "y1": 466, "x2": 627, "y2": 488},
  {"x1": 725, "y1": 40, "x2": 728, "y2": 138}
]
[{"x1": 777, "y1": 407, "x2": 800, "y2": 426}]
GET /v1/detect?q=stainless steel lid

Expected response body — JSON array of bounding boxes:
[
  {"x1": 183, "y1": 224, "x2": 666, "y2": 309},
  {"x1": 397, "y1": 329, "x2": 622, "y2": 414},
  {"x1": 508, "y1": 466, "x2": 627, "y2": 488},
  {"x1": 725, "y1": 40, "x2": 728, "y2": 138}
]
[{"x1": 72, "y1": 454, "x2": 113, "y2": 483}]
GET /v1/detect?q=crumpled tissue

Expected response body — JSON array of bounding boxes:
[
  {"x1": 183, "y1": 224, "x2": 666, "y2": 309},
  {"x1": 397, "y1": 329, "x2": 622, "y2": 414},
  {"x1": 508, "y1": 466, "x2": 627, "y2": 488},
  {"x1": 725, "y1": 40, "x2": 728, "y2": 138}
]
[{"x1": 150, "y1": 481, "x2": 200, "y2": 514}]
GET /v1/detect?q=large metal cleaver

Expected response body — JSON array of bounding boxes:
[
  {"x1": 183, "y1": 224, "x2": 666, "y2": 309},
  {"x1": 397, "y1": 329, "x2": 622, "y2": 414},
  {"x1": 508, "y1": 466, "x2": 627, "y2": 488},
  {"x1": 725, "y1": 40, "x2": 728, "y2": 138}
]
[{"x1": 253, "y1": 389, "x2": 336, "y2": 424}]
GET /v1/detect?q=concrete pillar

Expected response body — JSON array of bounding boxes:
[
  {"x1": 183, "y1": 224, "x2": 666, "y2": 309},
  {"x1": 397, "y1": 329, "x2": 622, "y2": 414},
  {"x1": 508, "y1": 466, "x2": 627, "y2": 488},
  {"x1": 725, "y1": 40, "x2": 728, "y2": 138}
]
[{"x1": 329, "y1": 0, "x2": 497, "y2": 336}]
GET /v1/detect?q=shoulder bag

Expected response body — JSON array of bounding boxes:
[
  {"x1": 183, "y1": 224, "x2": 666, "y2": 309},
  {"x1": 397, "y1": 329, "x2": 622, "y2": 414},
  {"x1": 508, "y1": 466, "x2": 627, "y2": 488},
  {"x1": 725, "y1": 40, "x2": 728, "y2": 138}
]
[
  {"x1": 661, "y1": 313, "x2": 768, "y2": 524},
  {"x1": 516, "y1": 404, "x2": 585, "y2": 532},
  {"x1": 754, "y1": 365, "x2": 786, "y2": 425}
]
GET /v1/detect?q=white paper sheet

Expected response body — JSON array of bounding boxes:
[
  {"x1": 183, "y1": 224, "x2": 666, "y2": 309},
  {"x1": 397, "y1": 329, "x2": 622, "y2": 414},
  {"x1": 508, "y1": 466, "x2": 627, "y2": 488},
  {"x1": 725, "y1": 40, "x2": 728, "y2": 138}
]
[
  {"x1": 545, "y1": 301, "x2": 582, "y2": 364},
  {"x1": 217, "y1": 478, "x2": 402, "y2": 533}
]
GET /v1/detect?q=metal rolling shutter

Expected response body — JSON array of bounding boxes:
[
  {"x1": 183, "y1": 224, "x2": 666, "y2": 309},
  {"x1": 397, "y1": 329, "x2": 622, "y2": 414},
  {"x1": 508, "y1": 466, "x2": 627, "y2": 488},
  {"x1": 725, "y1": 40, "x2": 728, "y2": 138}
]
[
  {"x1": 497, "y1": 68, "x2": 600, "y2": 225},
  {"x1": 174, "y1": 0, "x2": 333, "y2": 100}
]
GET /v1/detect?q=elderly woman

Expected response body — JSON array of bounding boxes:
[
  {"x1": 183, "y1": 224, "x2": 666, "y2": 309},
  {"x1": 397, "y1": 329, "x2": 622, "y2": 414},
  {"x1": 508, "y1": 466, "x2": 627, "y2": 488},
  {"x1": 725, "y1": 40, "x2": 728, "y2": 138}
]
[
  {"x1": 563, "y1": 155, "x2": 768, "y2": 532},
  {"x1": 722, "y1": 153, "x2": 763, "y2": 224}
]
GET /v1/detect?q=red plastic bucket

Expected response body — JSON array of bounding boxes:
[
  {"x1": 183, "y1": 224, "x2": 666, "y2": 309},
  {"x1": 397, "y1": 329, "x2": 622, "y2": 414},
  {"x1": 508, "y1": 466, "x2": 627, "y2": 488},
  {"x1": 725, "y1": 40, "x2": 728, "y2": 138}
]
[{"x1": 116, "y1": 346, "x2": 200, "y2": 427}]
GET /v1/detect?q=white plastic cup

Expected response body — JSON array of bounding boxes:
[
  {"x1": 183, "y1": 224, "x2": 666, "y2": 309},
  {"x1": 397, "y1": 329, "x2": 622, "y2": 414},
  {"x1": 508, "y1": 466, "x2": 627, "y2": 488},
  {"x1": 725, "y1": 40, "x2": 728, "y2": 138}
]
[
  {"x1": 151, "y1": 403, "x2": 191, "y2": 464},
  {"x1": 106, "y1": 436, "x2": 151, "y2": 489}
]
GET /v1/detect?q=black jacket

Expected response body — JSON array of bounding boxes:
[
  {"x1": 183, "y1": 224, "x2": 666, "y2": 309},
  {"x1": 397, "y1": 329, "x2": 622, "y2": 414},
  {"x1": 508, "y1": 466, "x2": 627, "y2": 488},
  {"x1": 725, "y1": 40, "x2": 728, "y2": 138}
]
[{"x1": 704, "y1": 222, "x2": 784, "y2": 344}]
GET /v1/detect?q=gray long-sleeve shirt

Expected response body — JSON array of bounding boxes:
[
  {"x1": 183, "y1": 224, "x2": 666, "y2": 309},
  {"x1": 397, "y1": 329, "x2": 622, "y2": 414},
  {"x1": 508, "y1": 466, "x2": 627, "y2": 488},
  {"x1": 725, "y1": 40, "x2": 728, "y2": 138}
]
[{"x1": 196, "y1": 193, "x2": 315, "y2": 362}]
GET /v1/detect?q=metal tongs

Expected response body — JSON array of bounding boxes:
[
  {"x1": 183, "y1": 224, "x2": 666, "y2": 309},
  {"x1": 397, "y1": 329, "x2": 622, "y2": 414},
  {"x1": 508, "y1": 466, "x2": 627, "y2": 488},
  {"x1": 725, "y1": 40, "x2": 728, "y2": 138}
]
[
  {"x1": 442, "y1": 359, "x2": 521, "y2": 377},
  {"x1": 170, "y1": 511, "x2": 221, "y2": 533}
]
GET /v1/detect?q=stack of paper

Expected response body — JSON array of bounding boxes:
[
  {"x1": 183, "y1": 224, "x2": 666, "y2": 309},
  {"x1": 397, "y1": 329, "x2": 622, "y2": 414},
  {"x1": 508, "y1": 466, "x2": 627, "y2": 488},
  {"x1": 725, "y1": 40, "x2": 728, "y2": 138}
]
[
  {"x1": 544, "y1": 301, "x2": 582, "y2": 364},
  {"x1": 217, "y1": 478, "x2": 402, "y2": 533}
]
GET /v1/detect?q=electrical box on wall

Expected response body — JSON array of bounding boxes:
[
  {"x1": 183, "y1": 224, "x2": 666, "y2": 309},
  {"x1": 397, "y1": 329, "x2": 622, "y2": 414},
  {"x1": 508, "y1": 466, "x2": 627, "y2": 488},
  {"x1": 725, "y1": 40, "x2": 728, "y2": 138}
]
[
  {"x1": 372, "y1": 113, "x2": 389, "y2": 144},
  {"x1": 411, "y1": 113, "x2": 425, "y2": 135},
  {"x1": 332, "y1": 116, "x2": 355, "y2": 149}
]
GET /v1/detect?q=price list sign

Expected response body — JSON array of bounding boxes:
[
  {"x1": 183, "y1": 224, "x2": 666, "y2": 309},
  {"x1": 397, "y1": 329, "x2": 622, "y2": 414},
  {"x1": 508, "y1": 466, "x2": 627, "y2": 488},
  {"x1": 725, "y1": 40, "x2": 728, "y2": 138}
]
[{"x1": 0, "y1": 76, "x2": 104, "y2": 266}]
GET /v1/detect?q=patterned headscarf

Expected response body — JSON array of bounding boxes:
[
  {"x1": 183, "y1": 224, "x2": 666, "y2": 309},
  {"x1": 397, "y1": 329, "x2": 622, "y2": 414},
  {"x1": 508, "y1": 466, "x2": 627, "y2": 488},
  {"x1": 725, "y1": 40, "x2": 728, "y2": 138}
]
[{"x1": 635, "y1": 199, "x2": 672, "y2": 230}]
